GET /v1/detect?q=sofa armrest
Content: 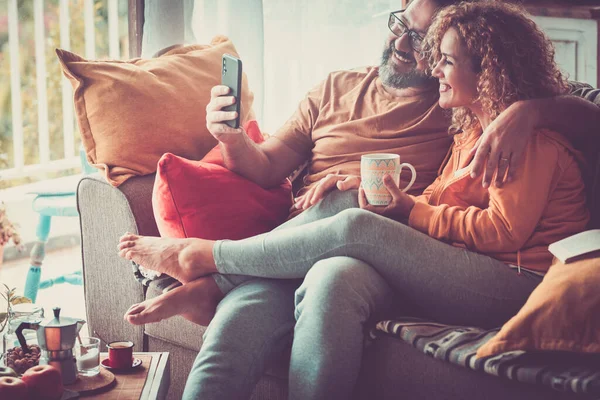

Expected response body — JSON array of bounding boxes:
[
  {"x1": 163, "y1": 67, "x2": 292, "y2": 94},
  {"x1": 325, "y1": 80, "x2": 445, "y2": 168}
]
[{"x1": 77, "y1": 174, "x2": 159, "y2": 350}]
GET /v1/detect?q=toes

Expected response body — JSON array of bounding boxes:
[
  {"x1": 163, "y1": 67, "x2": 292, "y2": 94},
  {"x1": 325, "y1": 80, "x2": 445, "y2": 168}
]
[
  {"x1": 119, "y1": 233, "x2": 138, "y2": 242},
  {"x1": 126, "y1": 303, "x2": 144, "y2": 315},
  {"x1": 127, "y1": 308, "x2": 160, "y2": 325},
  {"x1": 118, "y1": 249, "x2": 134, "y2": 260},
  {"x1": 118, "y1": 240, "x2": 135, "y2": 251},
  {"x1": 124, "y1": 304, "x2": 146, "y2": 323},
  {"x1": 118, "y1": 249, "x2": 131, "y2": 259},
  {"x1": 126, "y1": 313, "x2": 145, "y2": 325}
]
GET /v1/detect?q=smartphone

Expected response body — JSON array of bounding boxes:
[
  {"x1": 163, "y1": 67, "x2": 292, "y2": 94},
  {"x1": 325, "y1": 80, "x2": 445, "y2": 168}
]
[{"x1": 221, "y1": 54, "x2": 243, "y2": 129}]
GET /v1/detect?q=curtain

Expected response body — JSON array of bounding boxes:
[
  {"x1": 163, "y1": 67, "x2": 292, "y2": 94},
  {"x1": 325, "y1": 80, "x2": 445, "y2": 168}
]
[
  {"x1": 260, "y1": 0, "x2": 394, "y2": 132},
  {"x1": 141, "y1": 0, "x2": 196, "y2": 57},
  {"x1": 142, "y1": 0, "x2": 396, "y2": 132},
  {"x1": 192, "y1": 0, "x2": 265, "y2": 124}
]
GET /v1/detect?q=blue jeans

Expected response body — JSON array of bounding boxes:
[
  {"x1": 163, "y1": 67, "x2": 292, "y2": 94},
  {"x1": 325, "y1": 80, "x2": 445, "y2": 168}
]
[
  {"x1": 182, "y1": 257, "x2": 394, "y2": 400},
  {"x1": 182, "y1": 277, "x2": 299, "y2": 399},
  {"x1": 290, "y1": 257, "x2": 395, "y2": 399}
]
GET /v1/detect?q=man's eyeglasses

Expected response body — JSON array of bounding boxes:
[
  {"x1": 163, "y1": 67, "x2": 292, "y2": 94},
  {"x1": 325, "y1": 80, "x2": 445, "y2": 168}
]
[{"x1": 388, "y1": 10, "x2": 424, "y2": 53}]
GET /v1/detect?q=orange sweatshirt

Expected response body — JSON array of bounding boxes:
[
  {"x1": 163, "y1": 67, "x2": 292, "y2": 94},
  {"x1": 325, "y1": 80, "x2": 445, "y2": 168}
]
[{"x1": 408, "y1": 129, "x2": 590, "y2": 273}]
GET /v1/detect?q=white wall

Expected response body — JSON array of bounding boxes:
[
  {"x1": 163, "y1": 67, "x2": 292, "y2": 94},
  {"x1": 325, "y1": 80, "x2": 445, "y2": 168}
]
[{"x1": 533, "y1": 16, "x2": 598, "y2": 87}]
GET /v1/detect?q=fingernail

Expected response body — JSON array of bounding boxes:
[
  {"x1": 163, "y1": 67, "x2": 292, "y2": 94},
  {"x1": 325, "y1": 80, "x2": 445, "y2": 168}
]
[
  {"x1": 482, "y1": 181, "x2": 489, "y2": 188},
  {"x1": 470, "y1": 172, "x2": 476, "y2": 179}
]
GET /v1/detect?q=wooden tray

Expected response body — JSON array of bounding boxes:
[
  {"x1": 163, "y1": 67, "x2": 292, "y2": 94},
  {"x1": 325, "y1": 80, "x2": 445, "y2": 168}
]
[{"x1": 65, "y1": 368, "x2": 116, "y2": 395}]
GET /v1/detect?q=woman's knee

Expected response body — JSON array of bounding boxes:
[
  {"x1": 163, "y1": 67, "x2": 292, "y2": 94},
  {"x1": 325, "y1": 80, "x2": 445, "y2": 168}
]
[{"x1": 332, "y1": 208, "x2": 379, "y2": 240}]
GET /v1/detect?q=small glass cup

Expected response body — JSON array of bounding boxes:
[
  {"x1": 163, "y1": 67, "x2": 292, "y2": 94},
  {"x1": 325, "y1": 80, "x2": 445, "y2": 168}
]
[{"x1": 75, "y1": 337, "x2": 101, "y2": 377}]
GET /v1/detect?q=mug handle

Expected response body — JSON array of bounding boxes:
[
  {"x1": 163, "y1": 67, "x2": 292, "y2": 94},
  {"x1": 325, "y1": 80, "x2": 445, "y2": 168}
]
[{"x1": 398, "y1": 163, "x2": 417, "y2": 193}]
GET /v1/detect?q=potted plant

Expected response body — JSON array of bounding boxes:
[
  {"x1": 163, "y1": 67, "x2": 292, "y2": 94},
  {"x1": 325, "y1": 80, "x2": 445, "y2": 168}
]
[
  {"x1": 0, "y1": 284, "x2": 32, "y2": 333},
  {"x1": 0, "y1": 201, "x2": 22, "y2": 265}
]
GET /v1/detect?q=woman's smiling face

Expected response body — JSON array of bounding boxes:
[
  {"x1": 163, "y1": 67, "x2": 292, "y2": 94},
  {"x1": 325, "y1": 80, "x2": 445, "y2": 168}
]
[{"x1": 431, "y1": 27, "x2": 479, "y2": 109}]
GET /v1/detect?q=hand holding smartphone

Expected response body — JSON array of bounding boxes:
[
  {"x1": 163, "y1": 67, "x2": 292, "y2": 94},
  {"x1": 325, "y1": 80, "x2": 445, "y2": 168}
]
[{"x1": 221, "y1": 54, "x2": 243, "y2": 129}]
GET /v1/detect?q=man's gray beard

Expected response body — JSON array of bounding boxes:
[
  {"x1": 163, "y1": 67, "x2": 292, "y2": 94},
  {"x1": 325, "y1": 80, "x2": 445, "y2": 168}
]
[{"x1": 379, "y1": 47, "x2": 436, "y2": 90}]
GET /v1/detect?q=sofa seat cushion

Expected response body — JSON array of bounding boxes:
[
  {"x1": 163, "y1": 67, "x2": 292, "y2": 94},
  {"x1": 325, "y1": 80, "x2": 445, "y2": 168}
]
[
  {"x1": 359, "y1": 334, "x2": 592, "y2": 400},
  {"x1": 371, "y1": 318, "x2": 600, "y2": 397}
]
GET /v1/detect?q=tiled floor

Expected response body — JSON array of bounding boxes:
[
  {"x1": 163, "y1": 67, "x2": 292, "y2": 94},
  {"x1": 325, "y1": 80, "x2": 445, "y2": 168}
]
[{"x1": 0, "y1": 245, "x2": 89, "y2": 336}]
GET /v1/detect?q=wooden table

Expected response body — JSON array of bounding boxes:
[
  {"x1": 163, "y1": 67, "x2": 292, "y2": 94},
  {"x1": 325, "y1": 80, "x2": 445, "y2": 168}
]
[{"x1": 78, "y1": 352, "x2": 170, "y2": 399}]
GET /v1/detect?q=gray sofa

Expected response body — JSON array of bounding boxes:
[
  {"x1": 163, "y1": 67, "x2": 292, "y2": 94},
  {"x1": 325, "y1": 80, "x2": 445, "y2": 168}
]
[{"x1": 77, "y1": 170, "x2": 600, "y2": 400}]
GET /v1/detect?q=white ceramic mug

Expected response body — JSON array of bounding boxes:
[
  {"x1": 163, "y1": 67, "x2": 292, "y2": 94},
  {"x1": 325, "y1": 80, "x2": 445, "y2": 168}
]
[{"x1": 360, "y1": 154, "x2": 417, "y2": 206}]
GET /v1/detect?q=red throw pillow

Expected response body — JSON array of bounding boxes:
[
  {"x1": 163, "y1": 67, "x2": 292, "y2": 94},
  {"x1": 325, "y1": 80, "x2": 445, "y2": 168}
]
[{"x1": 153, "y1": 121, "x2": 293, "y2": 240}]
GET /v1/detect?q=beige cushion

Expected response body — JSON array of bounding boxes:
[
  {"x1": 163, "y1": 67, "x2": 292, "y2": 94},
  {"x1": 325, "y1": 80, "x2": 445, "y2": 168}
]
[
  {"x1": 56, "y1": 36, "x2": 254, "y2": 187},
  {"x1": 477, "y1": 255, "x2": 600, "y2": 357}
]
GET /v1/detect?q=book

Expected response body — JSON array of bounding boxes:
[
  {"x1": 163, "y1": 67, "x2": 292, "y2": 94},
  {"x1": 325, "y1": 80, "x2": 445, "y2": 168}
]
[{"x1": 548, "y1": 229, "x2": 600, "y2": 264}]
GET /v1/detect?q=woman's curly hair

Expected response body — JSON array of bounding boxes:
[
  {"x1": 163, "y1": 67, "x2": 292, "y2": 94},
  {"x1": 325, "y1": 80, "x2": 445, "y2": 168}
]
[{"x1": 423, "y1": 1, "x2": 568, "y2": 134}]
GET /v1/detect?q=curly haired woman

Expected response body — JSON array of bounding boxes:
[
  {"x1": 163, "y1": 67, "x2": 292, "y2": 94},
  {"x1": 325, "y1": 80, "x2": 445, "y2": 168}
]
[{"x1": 118, "y1": 1, "x2": 590, "y2": 398}]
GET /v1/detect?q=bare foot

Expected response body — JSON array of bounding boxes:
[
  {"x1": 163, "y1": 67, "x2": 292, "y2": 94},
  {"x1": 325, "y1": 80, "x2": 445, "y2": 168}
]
[
  {"x1": 124, "y1": 277, "x2": 223, "y2": 326},
  {"x1": 118, "y1": 233, "x2": 217, "y2": 283}
]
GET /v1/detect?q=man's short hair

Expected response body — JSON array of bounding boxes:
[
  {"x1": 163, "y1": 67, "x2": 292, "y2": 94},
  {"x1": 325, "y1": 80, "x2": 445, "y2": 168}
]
[
  {"x1": 433, "y1": 0, "x2": 466, "y2": 7},
  {"x1": 407, "y1": 0, "x2": 470, "y2": 11}
]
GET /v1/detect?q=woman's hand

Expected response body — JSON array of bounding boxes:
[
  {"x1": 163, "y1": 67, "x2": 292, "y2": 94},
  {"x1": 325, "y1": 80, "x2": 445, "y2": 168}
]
[
  {"x1": 206, "y1": 85, "x2": 246, "y2": 145},
  {"x1": 469, "y1": 100, "x2": 535, "y2": 188},
  {"x1": 293, "y1": 174, "x2": 361, "y2": 211},
  {"x1": 358, "y1": 174, "x2": 415, "y2": 220}
]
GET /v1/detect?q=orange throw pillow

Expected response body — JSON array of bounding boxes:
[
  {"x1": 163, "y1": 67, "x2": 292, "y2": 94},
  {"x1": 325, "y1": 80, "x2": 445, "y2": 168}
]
[
  {"x1": 153, "y1": 120, "x2": 292, "y2": 240},
  {"x1": 476, "y1": 256, "x2": 600, "y2": 358},
  {"x1": 56, "y1": 36, "x2": 254, "y2": 187}
]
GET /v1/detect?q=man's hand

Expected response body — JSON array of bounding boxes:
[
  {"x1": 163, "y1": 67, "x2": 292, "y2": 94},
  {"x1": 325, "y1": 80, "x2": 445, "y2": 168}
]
[
  {"x1": 469, "y1": 100, "x2": 535, "y2": 188},
  {"x1": 206, "y1": 85, "x2": 246, "y2": 145},
  {"x1": 293, "y1": 174, "x2": 361, "y2": 211},
  {"x1": 358, "y1": 174, "x2": 415, "y2": 220}
]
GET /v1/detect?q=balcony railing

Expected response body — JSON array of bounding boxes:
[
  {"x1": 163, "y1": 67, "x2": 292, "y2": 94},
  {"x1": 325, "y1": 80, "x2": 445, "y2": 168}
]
[{"x1": 1, "y1": 0, "x2": 129, "y2": 183}]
